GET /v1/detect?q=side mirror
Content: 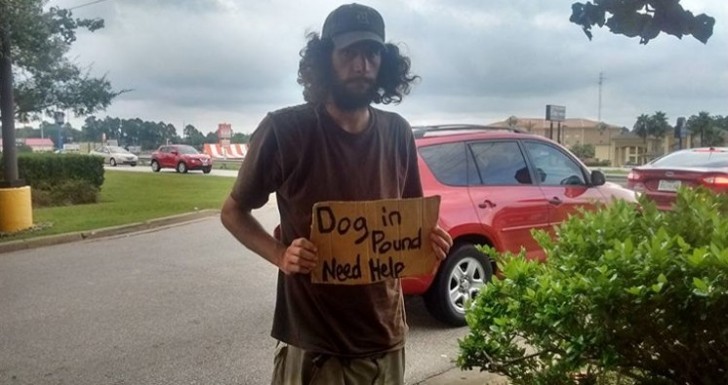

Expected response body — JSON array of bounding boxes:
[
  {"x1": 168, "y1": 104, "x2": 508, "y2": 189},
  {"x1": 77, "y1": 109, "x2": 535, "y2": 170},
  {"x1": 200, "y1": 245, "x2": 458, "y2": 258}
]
[
  {"x1": 171, "y1": 150, "x2": 179, "y2": 155},
  {"x1": 591, "y1": 170, "x2": 606, "y2": 186}
]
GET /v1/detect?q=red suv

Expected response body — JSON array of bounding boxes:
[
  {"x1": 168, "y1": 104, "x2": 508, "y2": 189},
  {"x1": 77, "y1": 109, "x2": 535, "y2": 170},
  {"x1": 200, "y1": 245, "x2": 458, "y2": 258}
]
[
  {"x1": 150, "y1": 144, "x2": 213, "y2": 174},
  {"x1": 407, "y1": 125, "x2": 637, "y2": 325}
]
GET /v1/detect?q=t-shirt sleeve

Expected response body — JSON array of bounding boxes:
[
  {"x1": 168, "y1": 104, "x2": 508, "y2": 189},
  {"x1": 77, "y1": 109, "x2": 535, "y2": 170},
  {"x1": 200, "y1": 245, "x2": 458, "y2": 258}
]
[{"x1": 230, "y1": 114, "x2": 282, "y2": 210}]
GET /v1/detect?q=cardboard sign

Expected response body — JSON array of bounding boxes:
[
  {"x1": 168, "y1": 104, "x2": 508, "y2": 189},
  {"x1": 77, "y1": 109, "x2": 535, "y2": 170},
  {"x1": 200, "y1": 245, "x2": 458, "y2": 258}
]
[{"x1": 310, "y1": 196, "x2": 440, "y2": 285}]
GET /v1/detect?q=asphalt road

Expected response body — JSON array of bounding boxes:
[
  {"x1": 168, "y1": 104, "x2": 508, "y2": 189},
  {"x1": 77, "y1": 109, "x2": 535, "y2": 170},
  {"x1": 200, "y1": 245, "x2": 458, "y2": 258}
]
[
  {"x1": 105, "y1": 164, "x2": 241, "y2": 178},
  {"x1": 0, "y1": 201, "x2": 469, "y2": 385}
]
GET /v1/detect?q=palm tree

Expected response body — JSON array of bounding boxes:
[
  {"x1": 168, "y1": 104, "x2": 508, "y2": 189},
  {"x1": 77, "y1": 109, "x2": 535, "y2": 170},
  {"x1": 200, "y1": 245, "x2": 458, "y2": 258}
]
[
  {"x1": 648, "y1": 111, "x2": 670, "y2": 140},
  {"x1": 633, "y1": 114, "x2": 650, "y2": 144},
  {"x1": 687, "y1": 111, "x2": 712, "y2": 147}
]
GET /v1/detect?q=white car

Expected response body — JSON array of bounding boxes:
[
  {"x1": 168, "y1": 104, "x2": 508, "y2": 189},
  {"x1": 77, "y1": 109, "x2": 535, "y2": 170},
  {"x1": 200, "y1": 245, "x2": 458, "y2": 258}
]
[{"x1": 89, "y1": 146, "x2": 138, "y2": 167}]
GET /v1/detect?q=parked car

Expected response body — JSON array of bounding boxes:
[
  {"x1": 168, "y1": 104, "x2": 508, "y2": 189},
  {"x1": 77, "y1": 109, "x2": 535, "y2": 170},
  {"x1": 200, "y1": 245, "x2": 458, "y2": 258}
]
[
  {"x1": 150, "y1": 144, "x2": 213, "y2": 174},
  {"x1": 89, "y1": 145, "x2": 138, "y2": 166},
  {"x1": 627, "y1": 147, "x2": 728, "y2": 210},
  {"x1": 271, "y1": 125, "x2": 637, "y2": 325},
  {"x1": 404, "y1": 125, "x2": 638, "y2": 325}
]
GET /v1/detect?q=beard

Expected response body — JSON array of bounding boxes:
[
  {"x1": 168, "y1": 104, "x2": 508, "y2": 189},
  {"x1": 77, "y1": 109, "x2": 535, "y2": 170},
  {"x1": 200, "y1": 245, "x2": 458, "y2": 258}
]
[{"x1": 330, "y1": 78, "x2": 378, "y2": 111}]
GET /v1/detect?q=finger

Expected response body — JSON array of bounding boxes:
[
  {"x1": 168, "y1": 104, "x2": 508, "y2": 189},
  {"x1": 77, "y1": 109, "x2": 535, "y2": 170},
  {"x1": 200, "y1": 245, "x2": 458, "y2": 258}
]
[
  {"x1": 290, "y1": 253, "x2": 317, "y2": 269},
  {"x1": 434, "y1": 226, "x2": 453, "y2": 247},
  {"x1": 433, "y1": 246, "x2": 447, "y2": 261},
  {"x1": 430, "y1": 233, "x2": 451, "y2": 254},
  {"x1": 291, "y1": 237, "x2": 318, "y2": 253},
  {"x1": 290, "y1": 246, "x2": 318, "y2": 264}
]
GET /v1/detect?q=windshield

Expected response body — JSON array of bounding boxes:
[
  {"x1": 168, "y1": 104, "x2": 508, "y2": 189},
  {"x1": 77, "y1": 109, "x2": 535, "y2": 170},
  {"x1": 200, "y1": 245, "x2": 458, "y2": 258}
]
[
  {"x1": 651, "y1": 149, "x2": 728, "y2": 168},
  {"x1": 108, "y1": 146, "x2": 130, "y2": 154},
  {"x1": 177, "y1": 146, "x2": 199, "y2": 155}
]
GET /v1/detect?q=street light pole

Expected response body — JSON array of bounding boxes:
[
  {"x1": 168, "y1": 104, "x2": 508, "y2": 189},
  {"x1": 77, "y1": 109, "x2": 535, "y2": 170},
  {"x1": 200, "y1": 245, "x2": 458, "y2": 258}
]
[{"x1": 54, "y1": 111, "x2": 65, "y2": 150}]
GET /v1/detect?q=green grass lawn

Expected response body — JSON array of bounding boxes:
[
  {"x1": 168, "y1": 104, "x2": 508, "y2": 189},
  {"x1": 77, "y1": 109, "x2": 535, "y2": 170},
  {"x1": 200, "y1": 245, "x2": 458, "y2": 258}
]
[{"x1": 1, "y1": 171, "x2": 235, "y2": 242}]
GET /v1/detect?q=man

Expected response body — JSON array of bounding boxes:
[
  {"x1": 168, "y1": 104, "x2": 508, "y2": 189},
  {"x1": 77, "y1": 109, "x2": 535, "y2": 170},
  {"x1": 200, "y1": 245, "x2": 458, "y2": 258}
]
[{"x1": 220, "y1": 3, "x2": 452, "y2": 384}]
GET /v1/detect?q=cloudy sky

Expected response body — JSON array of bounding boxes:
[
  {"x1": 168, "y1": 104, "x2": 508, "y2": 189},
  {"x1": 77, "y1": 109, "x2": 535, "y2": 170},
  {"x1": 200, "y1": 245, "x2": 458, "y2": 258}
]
[{"x1": 49, "y1": 0, "x2": 727, "y2": 134}]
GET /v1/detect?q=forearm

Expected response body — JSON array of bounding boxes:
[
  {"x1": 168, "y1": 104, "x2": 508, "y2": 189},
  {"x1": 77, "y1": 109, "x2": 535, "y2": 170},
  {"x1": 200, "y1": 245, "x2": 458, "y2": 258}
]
[{"x1": 220, "y1": 195, "x2": 285, "y2": 267}]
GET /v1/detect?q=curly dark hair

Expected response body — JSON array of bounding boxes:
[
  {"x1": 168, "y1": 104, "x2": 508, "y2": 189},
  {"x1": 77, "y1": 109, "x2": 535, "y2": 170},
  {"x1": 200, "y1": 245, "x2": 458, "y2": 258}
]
[{"x1": 297, "y1": 32, "x2": 419, "y2": 106}]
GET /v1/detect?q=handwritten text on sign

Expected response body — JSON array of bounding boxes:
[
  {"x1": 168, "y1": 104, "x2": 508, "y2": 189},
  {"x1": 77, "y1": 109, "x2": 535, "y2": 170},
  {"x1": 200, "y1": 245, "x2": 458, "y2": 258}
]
[{"x1": 310, "y1": 196, "x2": 440, "y2": 285}]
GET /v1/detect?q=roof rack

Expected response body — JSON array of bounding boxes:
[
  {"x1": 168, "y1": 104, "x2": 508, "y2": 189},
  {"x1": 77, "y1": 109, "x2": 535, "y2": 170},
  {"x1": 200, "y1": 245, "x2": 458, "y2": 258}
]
[{"x1": 411, "y1": 124, "x2": 525, "y2": 139}]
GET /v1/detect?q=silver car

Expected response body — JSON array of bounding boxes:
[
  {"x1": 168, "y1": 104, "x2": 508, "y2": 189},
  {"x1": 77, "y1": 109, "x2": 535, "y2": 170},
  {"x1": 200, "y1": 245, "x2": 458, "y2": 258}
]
[{"x1": 89, "y1": 146, "x2": 138, "y2": 167}]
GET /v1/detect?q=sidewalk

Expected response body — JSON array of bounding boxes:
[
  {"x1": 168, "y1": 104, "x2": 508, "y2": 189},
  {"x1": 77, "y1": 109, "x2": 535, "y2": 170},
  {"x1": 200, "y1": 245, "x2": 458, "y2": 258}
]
[
  {"x1": 0, "y1": 209, "x2": 220, "y2": 254},
  {"x1": 417, "y1": 367, "x2": 508, "y2": 385},
  {"x1": 1, "y1": 211, "x2": 510, "y2": 385}
]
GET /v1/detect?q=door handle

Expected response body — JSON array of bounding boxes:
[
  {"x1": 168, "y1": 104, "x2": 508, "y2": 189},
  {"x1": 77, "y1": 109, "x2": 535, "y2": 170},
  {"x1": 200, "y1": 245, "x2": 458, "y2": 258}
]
[
  {"x1": 478, "y1": 199, "x2": 496, "y2": 209},
  {"x1": 548, "y1": 197, "x2": 562, "y2": 205}
]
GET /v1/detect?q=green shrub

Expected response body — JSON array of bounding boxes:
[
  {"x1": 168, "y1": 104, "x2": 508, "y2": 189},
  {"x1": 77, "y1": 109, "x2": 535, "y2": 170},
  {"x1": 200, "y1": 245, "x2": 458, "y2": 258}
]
[
  {"x1": 583, "y1": 159, "x2": 611, "y2": 167},
  {"x1": 30, "y1": 179, "x2": 99, "y2": 207},
  {"x1": 30, "y1": 188, "x2": 53, "y2": 207},
  {"x1": 0, "y1": 152, "x2": 104, "y2": 188},
  {"x1": 458, "y1": 188, "x2": 728, "y2": 385}
]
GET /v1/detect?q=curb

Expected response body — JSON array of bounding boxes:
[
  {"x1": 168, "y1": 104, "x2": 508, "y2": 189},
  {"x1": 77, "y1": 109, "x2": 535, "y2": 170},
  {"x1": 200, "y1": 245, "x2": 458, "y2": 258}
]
[
  {"x1": 0, "y1": 209, "x2": 220, "y2": 254},
  {"x1": 416, "y1": 367, "x2": 508, "y2": 385}
]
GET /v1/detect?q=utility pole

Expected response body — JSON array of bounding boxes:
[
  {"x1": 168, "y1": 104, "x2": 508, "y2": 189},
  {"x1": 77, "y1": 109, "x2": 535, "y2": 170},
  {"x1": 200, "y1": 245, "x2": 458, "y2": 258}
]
[
  {"x1": 598, "y1": 72, "x2": 604, "y2": 123},
  {"x1": 598, "y1": 72, "x2": 613, "y2": 165},
  {"x1": 1, "y1": 20, "x2": 21, "y2": 186}
]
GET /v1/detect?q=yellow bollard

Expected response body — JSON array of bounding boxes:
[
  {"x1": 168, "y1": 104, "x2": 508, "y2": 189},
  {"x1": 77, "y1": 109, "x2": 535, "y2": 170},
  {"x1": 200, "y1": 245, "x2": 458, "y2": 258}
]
[{"x1": 0, "y1": 185, "x2": 34, "y2": 233}]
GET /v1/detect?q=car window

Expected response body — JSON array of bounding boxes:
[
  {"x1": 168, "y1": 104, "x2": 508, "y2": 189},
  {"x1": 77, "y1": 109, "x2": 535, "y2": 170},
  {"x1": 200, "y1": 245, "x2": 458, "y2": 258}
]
[
  {"x1": 178, "y1": 146, "x2": 199, "y2": 155},
  {"x1": 418, "y1": 142, "x2": 471, "y2": 186},
  {"x1": 650, "y1": 149, "x2": 728, "y2": 168},
  {"x1": 524, "y1": 141, "x2": 586, "y2": 186},
  {"x1": 469, "y1": 141, "x2": 531, "y2": 185}
]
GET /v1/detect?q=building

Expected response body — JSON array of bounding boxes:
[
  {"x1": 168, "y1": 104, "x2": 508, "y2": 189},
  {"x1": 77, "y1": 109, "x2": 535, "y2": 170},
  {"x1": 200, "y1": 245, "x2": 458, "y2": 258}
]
[
  {"x1": 0, "y1": 138, "x2": 55, "y2": 152},
  {"x1": 489, "y1": 117, "x2": 683, "y2": 167}
]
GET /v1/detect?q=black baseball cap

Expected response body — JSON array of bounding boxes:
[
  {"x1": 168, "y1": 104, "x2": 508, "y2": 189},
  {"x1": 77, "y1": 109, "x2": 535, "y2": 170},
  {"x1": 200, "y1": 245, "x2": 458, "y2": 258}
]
[{"x1": 322, "y1": 3, "x2": 385, "y2": 49}]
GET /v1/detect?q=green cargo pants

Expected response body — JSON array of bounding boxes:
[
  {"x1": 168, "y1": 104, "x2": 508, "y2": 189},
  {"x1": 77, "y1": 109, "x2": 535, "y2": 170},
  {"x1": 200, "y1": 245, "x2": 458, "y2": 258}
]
[{"x1": 271, "y1": 342, "x2": 405, "y2": 385}]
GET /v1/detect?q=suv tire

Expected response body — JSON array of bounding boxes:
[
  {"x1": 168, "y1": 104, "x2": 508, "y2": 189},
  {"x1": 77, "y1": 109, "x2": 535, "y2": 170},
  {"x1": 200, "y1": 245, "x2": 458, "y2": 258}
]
[
  {"x1": 176, "y1": 162, "x2": 188, "y2": 173},
  {"x1": 424, "y1": 243, "x2": 492, "y2": 326}
]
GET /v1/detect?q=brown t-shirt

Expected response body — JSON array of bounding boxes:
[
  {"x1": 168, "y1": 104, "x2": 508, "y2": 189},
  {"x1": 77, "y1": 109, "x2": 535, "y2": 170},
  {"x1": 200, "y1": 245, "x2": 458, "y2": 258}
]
[{"x1": 231, "y1": 103, "x2": 423, "y2": 357}]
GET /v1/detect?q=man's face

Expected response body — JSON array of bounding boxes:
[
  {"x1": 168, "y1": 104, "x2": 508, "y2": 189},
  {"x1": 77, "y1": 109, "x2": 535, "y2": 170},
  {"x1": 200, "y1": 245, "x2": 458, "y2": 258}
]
[{"x1": 330, "y1": 40, "x2": 382, "y2": 110}]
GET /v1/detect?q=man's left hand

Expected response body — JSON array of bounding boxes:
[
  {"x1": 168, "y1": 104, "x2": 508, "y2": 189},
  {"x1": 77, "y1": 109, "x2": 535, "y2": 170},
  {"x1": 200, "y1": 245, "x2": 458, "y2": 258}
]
[{"x1": 430, "y1": 225, "x2": 453, "y2": 260}]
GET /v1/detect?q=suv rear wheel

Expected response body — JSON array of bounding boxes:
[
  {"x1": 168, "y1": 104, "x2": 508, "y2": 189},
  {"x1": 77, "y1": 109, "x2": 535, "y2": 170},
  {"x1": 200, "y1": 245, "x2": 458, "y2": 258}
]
[
  {"x1": 424, "y1": 243, "x2": 492, "y2": 326},
  {"x1": 151, "y1": 160, "x2": 161, "y2": 172}
]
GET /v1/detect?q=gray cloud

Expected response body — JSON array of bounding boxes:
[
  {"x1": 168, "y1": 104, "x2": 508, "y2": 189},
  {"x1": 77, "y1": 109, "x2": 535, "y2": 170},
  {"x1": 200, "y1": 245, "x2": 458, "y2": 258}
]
[{"x1": 50, "y1": 0, "x2": 727, "y2": 133}]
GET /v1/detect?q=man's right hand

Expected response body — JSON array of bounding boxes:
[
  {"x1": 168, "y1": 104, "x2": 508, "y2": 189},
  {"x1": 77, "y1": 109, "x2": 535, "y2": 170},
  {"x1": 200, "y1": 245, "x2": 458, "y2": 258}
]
[{"x1": 277, "y1": 238, "x2": 318, "y2": 275}]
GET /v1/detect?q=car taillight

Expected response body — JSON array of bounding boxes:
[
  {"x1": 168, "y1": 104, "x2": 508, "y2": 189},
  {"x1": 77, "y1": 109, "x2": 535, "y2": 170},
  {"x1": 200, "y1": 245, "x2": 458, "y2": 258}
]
[
  {"x1": 702, "y1": 176, "x2": 728, "y2": 186},
  {"x1": 627, "y1": 171, "x2": 641, "y2": 181}
]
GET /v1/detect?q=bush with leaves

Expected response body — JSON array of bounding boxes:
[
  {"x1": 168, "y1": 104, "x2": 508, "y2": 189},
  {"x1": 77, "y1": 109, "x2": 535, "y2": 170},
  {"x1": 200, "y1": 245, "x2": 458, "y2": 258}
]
[
  {"x1": 31, "y1": 179, "x2": 99, "y2": 207},
  {"x1": 458, "y1": 188, "x2": 728, "y2": 385}
]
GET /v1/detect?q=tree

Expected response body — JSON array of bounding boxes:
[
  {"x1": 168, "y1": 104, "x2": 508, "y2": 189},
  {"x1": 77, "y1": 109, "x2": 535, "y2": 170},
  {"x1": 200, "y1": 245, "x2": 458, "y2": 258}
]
[
  {"x1": 570, "y1": 143, "x2": 595, "y2": 160},
  {"x1": 632, "y1": 112, "x2": 671, "y2": 147},
  {"x1": 204, "y1": 132, "x2": 218, "y2": 143},
  {"x1": 81, "y1": 116, "x2": 182, "y2": 150},
  {"x1": 633, "y1": 114, "x2": 650, "y2": 144},
  {"x1": 182, "y1": 124, "x2": 205, "y2": 148},
  {"x1": 570, "y1": 1, "x2": 715, "y2": 44},
  {"x1": 686, "y1": 111, "x2": 726, "y2": 147},
  {"x1": 648, "y1": 111, "x2": 670, "y2": 140},
  {"x1": 231, "y1": 132, "x2": 250, "y2": 144},
  {"x1": 1, "y1": 0, "x2": 122, "y2": 184}
]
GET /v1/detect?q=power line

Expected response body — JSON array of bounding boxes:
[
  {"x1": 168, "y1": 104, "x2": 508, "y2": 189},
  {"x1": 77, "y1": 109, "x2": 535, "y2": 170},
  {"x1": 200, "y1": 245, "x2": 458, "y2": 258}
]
[{"x1": 69, "y1": 0, "x2": 113, "y2": 10}]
